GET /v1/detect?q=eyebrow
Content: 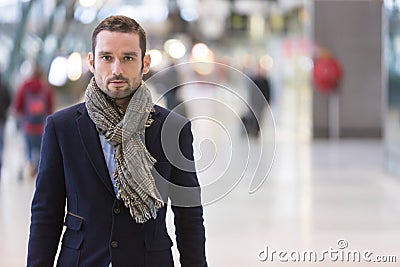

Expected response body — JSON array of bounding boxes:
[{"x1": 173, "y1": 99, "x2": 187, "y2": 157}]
[
  {"x1": 97, "y1": 51, "x2": 140, "y2": 57},
  {"x1": 124, "y1": 52, "x2": 140, "y2": 57}
]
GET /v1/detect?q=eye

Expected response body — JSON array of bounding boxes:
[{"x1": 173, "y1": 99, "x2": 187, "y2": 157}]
[
  {"x1": 101, "y1": 55, "x2": 112, "y2": 61},
  {"x1": 123, "y1": 56, "x2": 134, "y2": 62}
]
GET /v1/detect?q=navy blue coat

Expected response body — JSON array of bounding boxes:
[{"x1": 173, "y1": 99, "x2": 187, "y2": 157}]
[{"x1": 27, "y1": 103, "x2": 207, "y2": 267}]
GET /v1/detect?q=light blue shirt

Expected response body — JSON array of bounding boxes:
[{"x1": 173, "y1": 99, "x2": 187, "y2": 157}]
[{"x1": 99, "y1": 134, "x2": 119, "y2": 197}]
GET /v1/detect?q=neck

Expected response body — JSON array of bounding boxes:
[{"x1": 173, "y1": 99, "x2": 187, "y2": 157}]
[{"x1": 114, "y1": 96, "x2": 131, "y2": 113}]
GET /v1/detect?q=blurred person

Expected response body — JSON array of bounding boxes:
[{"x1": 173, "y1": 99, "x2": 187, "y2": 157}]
[
  {"x1": 27, "y1": 15, "x2": 207, "y2": 267},
  {"x1": 242, "y1": 65, "x2": 271, "y2": 137},
  {"x1": 14, "y1": 64, "x2": 54, "y2": 177},
  {"x1": 155, "y1": 61, "x2": 187, "y2": 117},
  {"x1": 0, "y1": 72, "x2": 11, "y2": 179}
]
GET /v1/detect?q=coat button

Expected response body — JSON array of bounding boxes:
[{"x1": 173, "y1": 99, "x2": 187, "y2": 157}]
[
  {"x1": 114, "y1": 207, "x2": 121, "y2": 214},
  {"x1": 111, "y1": 241, "x2": 119, "y2": 248}
]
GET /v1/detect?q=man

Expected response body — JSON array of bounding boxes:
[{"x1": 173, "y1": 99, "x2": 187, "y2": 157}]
[
  {"x1": 27, "y1": 15, "x2": 207, "y2": 267},
  {"x1": 14, "y1": 64, "x2": 54, "y2": 177},
  {"x1": 243, "y1": 65, "x2": 271, "y2": 137}
]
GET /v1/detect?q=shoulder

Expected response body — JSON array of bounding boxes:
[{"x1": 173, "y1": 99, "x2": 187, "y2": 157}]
[
  {"x1": 152, "y1": 105, "x2": 193, "y2": 143},
  {"x1": 153, "y1": 104, "x2": 189, "y2": 126},
  {"x1": 50, "y1": 102, "x2": 85, "y2": 121}
]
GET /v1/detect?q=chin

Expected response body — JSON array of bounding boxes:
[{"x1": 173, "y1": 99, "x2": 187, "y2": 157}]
[{"x1": 108, "y1": 85, "x2": 126, "y2": 90}]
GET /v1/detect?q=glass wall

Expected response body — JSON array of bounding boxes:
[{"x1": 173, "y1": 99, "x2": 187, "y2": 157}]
[{"x1": 385, "y1": 0, "x2": 400, "y2": 176}]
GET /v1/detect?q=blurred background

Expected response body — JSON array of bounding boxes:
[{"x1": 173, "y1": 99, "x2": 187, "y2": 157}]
[{"x1": 0, "y1": 0, "x2": 400, "y2": 266}]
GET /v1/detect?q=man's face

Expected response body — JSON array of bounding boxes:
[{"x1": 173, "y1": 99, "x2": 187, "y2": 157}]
[{"x1": 88, "y1": 30, "x2": 151, "y2": 101}]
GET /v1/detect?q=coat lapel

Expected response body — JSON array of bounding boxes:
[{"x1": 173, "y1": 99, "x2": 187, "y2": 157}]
[
  {"x1": 76, "y1": 104, "x2": 115, "y2": 196},
  {"x1": 145, "y1": 106, "x2": 162, "y2": 149}
]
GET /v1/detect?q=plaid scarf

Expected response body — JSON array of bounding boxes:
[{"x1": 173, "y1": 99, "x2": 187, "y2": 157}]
[{"x1": 85, "y1": 77, "x2": 163, "y2": 223}]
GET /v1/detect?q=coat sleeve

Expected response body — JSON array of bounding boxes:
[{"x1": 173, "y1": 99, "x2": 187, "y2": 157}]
[
  {"x1": 27, "y1": 115, "x2": 66, "y2": 267},
  {"x1": 170, "y1": 121, "x2": 208, "y2": 267}
]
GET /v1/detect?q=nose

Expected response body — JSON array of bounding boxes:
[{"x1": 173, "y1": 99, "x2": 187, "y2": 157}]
[{"x1": 112, "y1": 60, "x2": 123, "y2": 76}]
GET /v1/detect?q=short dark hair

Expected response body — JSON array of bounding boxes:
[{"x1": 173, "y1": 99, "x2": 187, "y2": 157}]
[{"x1": 91, "y1": 15, "x2": 147, "y2": 60}]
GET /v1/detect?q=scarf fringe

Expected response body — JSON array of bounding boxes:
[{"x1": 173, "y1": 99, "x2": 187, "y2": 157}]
[
  {"x1": 123, "y1": 193, "x2": 164, "y2": 223},
  {"x1": 130, "y1": 200, "x2": 164, "y2": 223}
]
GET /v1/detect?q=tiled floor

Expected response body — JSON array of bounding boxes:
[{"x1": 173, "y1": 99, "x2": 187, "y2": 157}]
[{"x1": 202, "y1": 139, "x2": 400, "y2": 266}]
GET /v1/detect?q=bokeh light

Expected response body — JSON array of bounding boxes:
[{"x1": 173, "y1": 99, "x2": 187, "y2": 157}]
[
  {"x1": 189, "y1": 43, "x2": 215, "y2": 75},
  {"x1": 48, "y1": 56, "x2": 68, "y2": 86},
  {"x1": 190, "y1": 43, "x2": 215, "y2": 62},
  {"x1": 164, "y1": 39, "x2": 186, "y2": 59},
  {"x1": 67, "y1": 52, "x2": 83, "y2": 81},
  {"x1": 79, "y1": 0, "x2": 96, "y2": 8},
  {"x1": 259, "y1": 54, "x2": 274, "y2": 72}
]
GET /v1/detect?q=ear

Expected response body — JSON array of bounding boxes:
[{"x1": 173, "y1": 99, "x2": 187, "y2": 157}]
[
  {"x1": 87, "y1": 52, "x2": 95, "y2": 73},
  {"x1": 142, "y1": 53, "x2": 151, "y2": 74}
]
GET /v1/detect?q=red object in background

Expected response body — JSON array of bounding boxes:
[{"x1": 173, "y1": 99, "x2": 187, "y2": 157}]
[{"x1": 313, "y1": 55, "x2": 342, "y2": 93}]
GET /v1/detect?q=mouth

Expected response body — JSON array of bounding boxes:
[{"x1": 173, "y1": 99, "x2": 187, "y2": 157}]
[{"x1": 108, "y1": 80, "x2": 127, "y2": 87}]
